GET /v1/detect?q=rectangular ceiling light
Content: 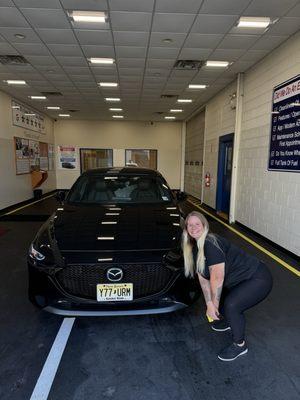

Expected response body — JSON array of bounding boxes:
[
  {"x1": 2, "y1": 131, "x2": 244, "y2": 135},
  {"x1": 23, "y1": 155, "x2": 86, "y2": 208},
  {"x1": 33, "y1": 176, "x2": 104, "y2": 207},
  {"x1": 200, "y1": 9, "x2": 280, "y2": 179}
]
[
  {"x1": 170, "y1": 109, "x2": 183, "y2": 112},
  {"x1": 99, "y1": 82, "x2": 118, "y2": 87},
  {"x1": 30, "y1": 95, "x2": 46, "y2": 100},
  {"x1": 237, "y1": 17, "x2": 271, "y2": 29},
  {"x1": 113, "y1": 115, "x2": 123, "y2": 118},
  {"x1": 59, "y1": 114, "x2": 70, "y2": 117},
  {"x1": 188, "y1": 84, "x2": 207, "y2": 89},
  {"x1": 6, "y1": 80, "x2": 26, "y2": 85},
  {"x1": 71, "y1": 11, "x2": 106, "y2": 23},
  {"x1": 105, "y1": 97, "x2": 120, "y2": 102},
  {"x1": 177, "y1": 99, "x2": 192, "y2": 103},
  {"x1": 24, "y1": 113, "x2": 35, "y2": 116},
  {"x1": 88, "y1": 58, "x2": 114, "y2": 64},
  {"x1": 109, "y1": 108, "x2": 123, "y2": 111},
  {"x1": 47, "y1": 106, "x2": 60, "y2": 110},
  {"x1": 205, "y1": 61, "x2": 229, "y2": 68},
  {"x1": 165, "y1": 116, "x2": 176, "y2": 120}
]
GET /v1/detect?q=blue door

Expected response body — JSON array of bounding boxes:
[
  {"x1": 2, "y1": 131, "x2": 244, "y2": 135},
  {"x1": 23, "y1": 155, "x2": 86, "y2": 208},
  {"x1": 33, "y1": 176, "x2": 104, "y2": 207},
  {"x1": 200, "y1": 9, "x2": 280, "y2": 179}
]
[{"x1": 216, "y1": 134, "x2": 234, "y2": 217}]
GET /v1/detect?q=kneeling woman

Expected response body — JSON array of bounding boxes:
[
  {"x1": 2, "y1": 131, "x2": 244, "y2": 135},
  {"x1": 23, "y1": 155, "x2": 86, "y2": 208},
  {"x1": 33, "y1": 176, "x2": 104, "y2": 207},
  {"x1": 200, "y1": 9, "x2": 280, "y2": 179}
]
[{"x1": 182, "y1": 211, "x2": 273, "y2": 361}]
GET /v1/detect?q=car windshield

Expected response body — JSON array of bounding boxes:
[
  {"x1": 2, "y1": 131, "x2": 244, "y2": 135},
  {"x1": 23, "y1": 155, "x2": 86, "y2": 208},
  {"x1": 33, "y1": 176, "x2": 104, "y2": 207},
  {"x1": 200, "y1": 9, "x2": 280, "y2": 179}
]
[{"x1": 67, "y1": 175, "x2": 173, "y2": 204}]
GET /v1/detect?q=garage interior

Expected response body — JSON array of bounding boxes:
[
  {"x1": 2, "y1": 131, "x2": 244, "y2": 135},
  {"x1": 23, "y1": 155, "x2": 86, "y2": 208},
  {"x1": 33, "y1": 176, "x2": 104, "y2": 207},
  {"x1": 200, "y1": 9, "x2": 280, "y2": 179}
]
[{"x1": 0, "y1": 1, "x2": 299, "y2": 399}]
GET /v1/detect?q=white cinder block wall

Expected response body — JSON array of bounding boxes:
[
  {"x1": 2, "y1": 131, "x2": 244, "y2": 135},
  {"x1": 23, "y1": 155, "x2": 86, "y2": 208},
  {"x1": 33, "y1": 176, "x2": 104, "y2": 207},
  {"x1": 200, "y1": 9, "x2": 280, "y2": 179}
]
[
  {"x1": 203, "y1": 82, "x2": 237, "y2": 207},
  {"x1": 184, "y1": 110, "x2": 205, "y2": 198},
  {"x1": 235, "y1": 32, "x2": 300, "y2": 256},
  {"x1": 0, "y1": 90, "x2": 56, "y2": 210}
]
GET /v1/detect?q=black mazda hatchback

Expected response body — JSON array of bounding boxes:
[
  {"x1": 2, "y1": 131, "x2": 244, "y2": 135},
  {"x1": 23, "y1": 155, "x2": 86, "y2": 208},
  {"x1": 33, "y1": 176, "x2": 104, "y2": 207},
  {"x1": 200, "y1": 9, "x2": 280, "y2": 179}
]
[{"x1": 28, "y1": 167, "x2": 199, "y2": 316}]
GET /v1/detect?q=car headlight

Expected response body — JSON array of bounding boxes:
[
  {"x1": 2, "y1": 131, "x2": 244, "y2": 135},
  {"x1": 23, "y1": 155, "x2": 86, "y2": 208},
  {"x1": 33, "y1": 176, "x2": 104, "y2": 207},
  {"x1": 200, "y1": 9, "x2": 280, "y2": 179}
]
[{"x1": 29, "y1": 243, "x2": 46, "y2": 261}]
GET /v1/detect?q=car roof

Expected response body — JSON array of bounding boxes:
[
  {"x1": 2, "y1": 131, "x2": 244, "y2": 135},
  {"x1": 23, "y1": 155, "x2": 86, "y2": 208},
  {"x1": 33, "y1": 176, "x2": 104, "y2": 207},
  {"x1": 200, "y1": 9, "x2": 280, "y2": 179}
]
[{"x1": 82, "y1": 167, "x2": 163, "y2": 178}]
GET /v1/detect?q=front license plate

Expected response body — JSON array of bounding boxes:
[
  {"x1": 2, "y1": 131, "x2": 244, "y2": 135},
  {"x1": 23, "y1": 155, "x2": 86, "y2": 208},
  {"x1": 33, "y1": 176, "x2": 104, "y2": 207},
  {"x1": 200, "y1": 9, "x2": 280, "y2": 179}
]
[{"x1": 96, "y1": 283, "x2": 133, "y2": 302}]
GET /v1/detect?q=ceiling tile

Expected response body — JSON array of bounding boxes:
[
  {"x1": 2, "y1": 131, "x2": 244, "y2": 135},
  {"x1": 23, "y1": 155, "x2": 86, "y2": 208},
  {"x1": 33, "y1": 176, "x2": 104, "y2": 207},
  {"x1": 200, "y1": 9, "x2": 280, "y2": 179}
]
[
  {"x1": 117, "y1": 58, "x2": 145, "y2": 68},
  {"x1": 47, "y1": 73, "x2": 69, "y2": 81},
  {"x1": 218, "y1": 34, "x2": 260, "y2": 49},
  {"x1": 63, "y1": 66, "x2": 90, "y2": 74},
  {"x1": 239, "y1": 49, "x2": 269, "y2": 62},
  {"x1": 0, "y1": 7, "x2": 30, "y2": 27},
  {"x1": 147, "y1": 58, "x2": 175, "y2": 68},
  {"x1": 14, "y1": 0, "x2": 61, "y2": 8},
  {"x1": 209, "y1": 48, "x2": 246, "y2": 61},
  {"x1": 24, "y1": 55, "x2": 59, "y2": 65},
  {"x1": 155, "y1": 0, "x2": 201, "y2": 13},
  {"x1": 243, "y1": 0, "x2": 299, "y2": 17},
  {"x1": 118, "y1": 67, "x2": 144, "y2": 76},
  {"x1": 0, "y1": 1, "x2": 14, "y2": 5},
  {"x1": 145, "y1": 68, "x2": 169, "y2": 76},
  {"x1": 109, "y1": 0, "x2": 154, "y2": 12},
  {"x1": 110, "y1": 12, "x2": 152, "y2": 31},
  {"x1": 0, "y1": 41, "x2": 18, "y2": 53},
  {"x1": 47, "y1": 44, "x2": 83, "y2": 56},
  {"x1": 199, "y1": 0, "x2": 252, "y2": 14},
  {"x1": 265, "y1": 18, "x2": 300, "y2": 35},
  {"x1": 148, "y1": 47, "x2": 179, "y2": 59},
  {"x1": 149, "y1": 32, "x2": 187, "y2": 47},
  {"x1": 20, "y1": 9, "x2": 70, "y2": 29},
  {"x1": 191, "y1": 14, "x2": 238, "y2": 34},
  {"x1": 229, "y1": 60, "x2": 256, "y2": 72},
  {"x1": 56, "y1": 56, "x2": 88, "y2": 66},
  {"x1": 0, "y1": 27, "x2": 41, "y2": 43},
  {"x1": 178, "y1": 48, "x2": 212, "y2": 59},
  {"x1": 250, "y1": 35, "x2": 288, "y2": 50},
  {"x1": 115, "y1": 46, "x2": 147, "y2": 58},
  {"x1": 113, "y1": 31, "x2": 149, "y2": 46},
  {"x1": 60, "y1": 0, "x2": 108, "y2": 11},
  {"x1": 36, "y1": 29, "x2": 77, "y2": 44},
  {"x1": 81, "y1": 45, "x2": 115, "y2": 58},
  {"x1": 287, "y1": 3, "x2": 300, "y2": 16},
  {"x1": 184, "y1": 33, "x2": 223, "y2": 48},
  {"x1": 13, "y1": 42, "x2": 51, "y2": 56},
  {"x1": 152, "y1": 13, "x2": 196, "y2": 33},
  {"x1": 75, "y1": 29, "x2": 113, "y2": 45}
]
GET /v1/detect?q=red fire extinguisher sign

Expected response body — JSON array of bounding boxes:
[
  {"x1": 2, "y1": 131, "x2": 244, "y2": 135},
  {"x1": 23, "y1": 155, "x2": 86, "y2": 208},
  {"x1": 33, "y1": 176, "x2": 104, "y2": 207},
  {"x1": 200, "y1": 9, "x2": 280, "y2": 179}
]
[{"x1": 205, "y1": 173, "x2": 210, "y2": 187}]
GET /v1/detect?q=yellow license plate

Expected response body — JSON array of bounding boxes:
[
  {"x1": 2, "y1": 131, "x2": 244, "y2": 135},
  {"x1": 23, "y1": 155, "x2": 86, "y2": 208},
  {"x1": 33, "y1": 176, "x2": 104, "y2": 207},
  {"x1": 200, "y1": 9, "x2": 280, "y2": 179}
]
[{"x1": 96, "y1": 283, "x2": 133, "y2": 301}]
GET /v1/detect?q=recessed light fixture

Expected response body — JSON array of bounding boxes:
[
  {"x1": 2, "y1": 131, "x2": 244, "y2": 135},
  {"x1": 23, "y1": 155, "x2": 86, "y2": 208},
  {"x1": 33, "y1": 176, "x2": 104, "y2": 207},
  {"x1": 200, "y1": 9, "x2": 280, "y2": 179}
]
[
  {"x1": 88, "y1": 57, "x2": 114, "y2": 65},
  {"x1": 99, "y1": 82, "x2": 118, "y2": 87},
  {"x1": 105, "y1": 97, "x2": 120, "y2": 102},
  {"x1": 29, "y1": 95, "x2": 46, "y2": 100},
  {"x1": 162, "y1": 38, "x2": 173, "y2": 44},
  {"x1": 109, "y1": 108, "x2": 123, "y2": 111},
  {"x1": 5, "y1": 80, "x2": 26, "y2": 85},
  {"x1": 237, "y1": 16, "x2": 271, "y2": 29},
  {"x1": 205, "y1": 61, "x2": 229, "y2": 68},
  {"x1": 70, "y1": 11, "x2": 106, "y2": 23},
  {"x1": 59, "y1": 114, "x2": 70, "y2": 117},
  {"x1": 165, "y1": 116, "x2": 176, "y2": 120},
  {"x1": 113, "y1": 115, "x2": 124, "y2": 119},
  {"x1": 14, "y1": 33, "x2": 26, "y2": 39},
  {"x1": 177, "y1": 99, "x2": 192, "y2": 103},
  {"x1": 47, "y1": 106, "x2": 61, "y2": 110},
  {"x1": 188, "y1": 84, "x2": 207, "y2": 89},
  {"x1": 170, "y1": 109, "x2": 183, "y2": 113}
]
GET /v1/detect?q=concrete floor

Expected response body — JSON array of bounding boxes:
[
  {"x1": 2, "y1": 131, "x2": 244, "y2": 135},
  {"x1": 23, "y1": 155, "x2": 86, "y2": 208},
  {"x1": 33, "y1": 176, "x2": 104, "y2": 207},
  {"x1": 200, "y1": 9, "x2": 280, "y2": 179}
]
[{"x1": 0, "y1": 196, "x2": 299, "y2": 400}]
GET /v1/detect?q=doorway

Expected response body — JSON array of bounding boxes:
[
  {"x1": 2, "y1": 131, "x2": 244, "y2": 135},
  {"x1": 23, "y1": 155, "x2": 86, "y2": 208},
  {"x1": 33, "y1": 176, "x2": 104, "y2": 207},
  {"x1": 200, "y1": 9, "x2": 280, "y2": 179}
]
[{"x1": 216, "y1": 133, "x2": 234, "y2": 219}]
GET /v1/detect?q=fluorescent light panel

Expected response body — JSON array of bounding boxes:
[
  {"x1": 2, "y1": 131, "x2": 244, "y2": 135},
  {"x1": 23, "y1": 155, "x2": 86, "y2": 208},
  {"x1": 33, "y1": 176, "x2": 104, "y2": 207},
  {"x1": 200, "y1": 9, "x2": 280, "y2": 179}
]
[
  {"x1": 109, "y1": 108, "x2": 123, "y2": 111},
  {"x1": 113, "y1": 115, "x2": 123, "y2": 118},
  {"x1": 47, "y1": 106, "x2": 60, "y2": 110},
  {"x1": 99, "y1": 82, "x2": 118, "y2": 87},
  {"x1": 237, "y1": 16, "x2": 271, "y2": 28},
  {"x1": 59, "y1": 113, "x2": 70, "y2": 117},
  {"x1": 177, "y1": 99, "x2": 192, "y2": 103},
  {"x1": 170, "y1": 109, "x2": 183, "y2": 112},
  {"x1": 188, "y1": 84, "x2": 207, "y2": 89},
  {"x1": 24, "y1": 113, "x2": 35, "y2": 116},
  {"x1": 71, "y1": 11, "x2": 106, "y2": 23},
  {"x1": 105, "y1": 97, "x2": 120, "y2": 102},
  {"x1": 6, "y1": 80, "x2": 26, "y2": 85},
  {"x1": 205, "y1": 61, "x2": 229, "y2": 68},
  {"x1": 89, "y1": 57, "x2": 114, "y2": 64},
  {"x1": 29, "y1": 95, "x2": 46, "y2": 100},
  {"x1": 165, "y1": 116, "x2": 176, "y2": 120}
]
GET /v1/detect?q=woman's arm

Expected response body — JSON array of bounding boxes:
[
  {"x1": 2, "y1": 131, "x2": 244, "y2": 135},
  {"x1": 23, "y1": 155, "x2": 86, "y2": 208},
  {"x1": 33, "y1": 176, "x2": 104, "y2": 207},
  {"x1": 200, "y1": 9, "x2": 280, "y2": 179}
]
[
  {"x1": 197, "y1": 273, "x2": 219, "y2": 320},
  {"x1": 209, "y1": 262, "x2": 225, "y2": 310}
]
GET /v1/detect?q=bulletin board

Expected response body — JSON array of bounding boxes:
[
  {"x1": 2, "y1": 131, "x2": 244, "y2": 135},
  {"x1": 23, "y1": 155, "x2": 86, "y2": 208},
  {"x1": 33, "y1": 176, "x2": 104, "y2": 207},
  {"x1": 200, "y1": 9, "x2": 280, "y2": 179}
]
[{"x1": 14, "y1": 137, "x2": 30, "y2": 175}]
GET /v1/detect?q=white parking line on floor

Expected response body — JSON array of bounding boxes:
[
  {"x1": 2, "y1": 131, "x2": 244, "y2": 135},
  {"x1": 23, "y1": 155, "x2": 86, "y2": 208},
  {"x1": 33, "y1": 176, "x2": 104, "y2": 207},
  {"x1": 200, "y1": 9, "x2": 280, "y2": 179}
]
[
  {"x1": 30, "y1": 317, "x2": 75, "y2": 400},
  {"x1": 4, "y1": 193, "x2": 56, "y2": 216}
]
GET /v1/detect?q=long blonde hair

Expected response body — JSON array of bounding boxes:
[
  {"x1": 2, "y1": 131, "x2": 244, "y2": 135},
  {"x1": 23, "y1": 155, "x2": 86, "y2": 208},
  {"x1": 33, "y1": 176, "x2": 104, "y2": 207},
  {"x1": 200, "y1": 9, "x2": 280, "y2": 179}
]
[{"x1": 182, "y1": 211, "x2": 211, "y2": 277}]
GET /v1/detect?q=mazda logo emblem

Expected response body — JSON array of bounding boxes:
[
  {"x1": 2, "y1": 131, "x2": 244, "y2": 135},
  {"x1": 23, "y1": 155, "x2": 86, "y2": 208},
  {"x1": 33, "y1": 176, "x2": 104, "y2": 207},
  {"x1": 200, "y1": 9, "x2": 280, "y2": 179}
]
[{"x1": 107, "y1": 268, "x2": 123, "y2": 282}]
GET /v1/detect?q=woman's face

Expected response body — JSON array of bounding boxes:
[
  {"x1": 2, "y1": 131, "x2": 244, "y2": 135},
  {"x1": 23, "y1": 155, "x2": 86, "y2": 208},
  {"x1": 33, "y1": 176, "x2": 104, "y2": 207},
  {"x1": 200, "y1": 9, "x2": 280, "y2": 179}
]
[{"x1": 186, "y1": 215, "x2": 204, "y2": 240}]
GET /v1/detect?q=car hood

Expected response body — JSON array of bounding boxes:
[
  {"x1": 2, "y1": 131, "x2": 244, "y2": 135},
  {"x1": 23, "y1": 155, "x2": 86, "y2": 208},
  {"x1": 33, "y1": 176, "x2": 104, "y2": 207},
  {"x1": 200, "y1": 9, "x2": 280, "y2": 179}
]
[{"x1": 53, "y1": 203, "x2": 182, "y2": 252}]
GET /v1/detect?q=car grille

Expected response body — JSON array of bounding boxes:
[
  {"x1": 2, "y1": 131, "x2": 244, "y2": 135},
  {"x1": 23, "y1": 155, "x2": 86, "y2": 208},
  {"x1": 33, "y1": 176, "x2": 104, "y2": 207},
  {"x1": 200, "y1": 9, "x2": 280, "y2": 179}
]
[{"x1": 55, "y1": 263, "x2": 175, "y2": 300}]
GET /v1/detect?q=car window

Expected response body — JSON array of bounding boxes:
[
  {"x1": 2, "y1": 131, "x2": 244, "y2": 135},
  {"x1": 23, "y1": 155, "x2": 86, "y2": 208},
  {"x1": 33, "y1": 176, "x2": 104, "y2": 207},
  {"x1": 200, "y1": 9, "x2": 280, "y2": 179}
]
[{"x1": 67, "y1": 175, "x2": 172, "y2": 204}]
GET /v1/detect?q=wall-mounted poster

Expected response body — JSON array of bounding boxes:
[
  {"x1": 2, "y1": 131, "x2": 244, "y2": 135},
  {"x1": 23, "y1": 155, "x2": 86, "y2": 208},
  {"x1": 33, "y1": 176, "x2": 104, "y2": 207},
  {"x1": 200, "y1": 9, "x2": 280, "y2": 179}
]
[
  {"x1": 12, "y1": 100, "x2": 46, "y2": 134},
  {"x1": 14, "y1": 137, "x2": 30, "y2": 174},
  {"x1": 39, "y1": 142, "x2": 49, "y2": 170},
  {"x1": 29, "y1": 140, "x2": 40, "y2": 169},
  {"x1": 48, "y1": 144, "x2": 55, "y2": 170},
  {"x1": 268, "y1": 74, "x2": 300, "y2": 172},
  {"x1": 58, "y1": 145, "x2": 78, "y2": 169}
]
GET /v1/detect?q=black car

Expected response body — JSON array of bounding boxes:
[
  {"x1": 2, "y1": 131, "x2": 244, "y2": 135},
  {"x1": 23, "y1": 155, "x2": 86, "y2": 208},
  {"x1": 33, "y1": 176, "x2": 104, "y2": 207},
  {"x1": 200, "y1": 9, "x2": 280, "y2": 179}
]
[{"x1": 28, "y1": 167, "x2": 199, "y2": 316}]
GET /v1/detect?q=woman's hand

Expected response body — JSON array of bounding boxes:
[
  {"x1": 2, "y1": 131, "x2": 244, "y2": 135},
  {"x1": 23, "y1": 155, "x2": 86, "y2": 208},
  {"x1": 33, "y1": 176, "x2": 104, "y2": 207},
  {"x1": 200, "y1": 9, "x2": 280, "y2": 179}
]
[{"x1": 206, "y1": 301, "x2": 220, "y2": 320}]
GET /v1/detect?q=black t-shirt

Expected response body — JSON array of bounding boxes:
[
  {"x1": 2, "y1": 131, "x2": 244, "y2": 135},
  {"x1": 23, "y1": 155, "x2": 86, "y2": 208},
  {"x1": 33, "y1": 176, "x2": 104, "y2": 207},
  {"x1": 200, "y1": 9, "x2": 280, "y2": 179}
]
[{"x1": 192, "y1": 234, "x2": 260, "y2": 288}]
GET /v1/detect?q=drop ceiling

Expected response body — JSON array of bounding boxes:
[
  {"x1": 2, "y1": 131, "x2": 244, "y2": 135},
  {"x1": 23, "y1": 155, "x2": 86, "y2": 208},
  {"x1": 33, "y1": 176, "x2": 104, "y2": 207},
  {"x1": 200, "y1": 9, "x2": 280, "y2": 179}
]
[{"x1": 0, "y1": 0, "x2": 299, "y2": 121}]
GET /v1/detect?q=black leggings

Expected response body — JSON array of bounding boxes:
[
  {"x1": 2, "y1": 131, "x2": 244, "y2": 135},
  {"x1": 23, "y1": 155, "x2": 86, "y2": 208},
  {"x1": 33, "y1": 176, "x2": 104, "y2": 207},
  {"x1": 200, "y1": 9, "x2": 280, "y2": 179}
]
[{"x1": 220, "y1": 263, "x2": 273, "y2": 343}]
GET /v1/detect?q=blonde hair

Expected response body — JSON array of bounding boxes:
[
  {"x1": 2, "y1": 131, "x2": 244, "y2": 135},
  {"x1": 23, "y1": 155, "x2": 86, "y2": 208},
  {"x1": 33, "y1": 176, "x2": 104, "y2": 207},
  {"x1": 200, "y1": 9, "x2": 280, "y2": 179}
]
[{"x1": 182, "y1": 211, "x2": 219, "y2": 277}]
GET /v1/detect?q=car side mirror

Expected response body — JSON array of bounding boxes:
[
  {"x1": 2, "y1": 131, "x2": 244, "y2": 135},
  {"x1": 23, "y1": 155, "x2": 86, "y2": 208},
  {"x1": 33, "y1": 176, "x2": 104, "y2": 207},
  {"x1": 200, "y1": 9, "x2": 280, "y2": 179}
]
[{"x1": 55, "y1": 190, "x2": 66, "y2": 203}]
